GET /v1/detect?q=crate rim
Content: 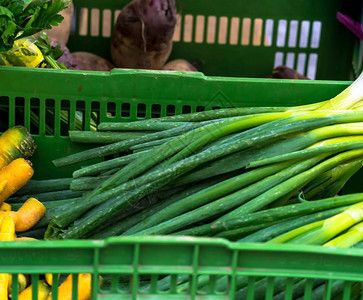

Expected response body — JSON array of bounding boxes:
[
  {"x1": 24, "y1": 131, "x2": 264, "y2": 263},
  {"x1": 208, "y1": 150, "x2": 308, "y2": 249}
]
[
  {"x1": 0, "y1": 65, "x2": 355, "y2": 86},
  {"x1": 4, "y1": 236, "x2": 363, "y2": 255}
]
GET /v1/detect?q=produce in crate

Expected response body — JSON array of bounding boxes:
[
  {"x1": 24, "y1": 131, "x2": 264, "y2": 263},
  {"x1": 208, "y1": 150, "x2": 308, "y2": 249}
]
[
  {"x1": 0, "y1": 197, "x2": 46, "y2": 237},
  {"x1": 162, "y1": 59, "x2": 198, "y2": 72},
  {"x1": 2, "y1": 81, "x2": 363, "y2": 299},
  {"x1": 0, "y1": 126, "x2": 36, "y2": 207},
  {"x1": 0, "y1": 199, "x2": 47, "y2": 298},
  {"x1": 111, "y1": 0, "x2": 177, "y2": 70},
  {"x1": 0, "y1": 126, "x2": 48, "y2": 235},
  {"x1": 71, "y1": 51, "x2": 115, "y2": 71},
  {"x1": 51, "y1": 39, "x2": 80, "y2": 70},
  {"x1": 42, "y1": 71, "x2": 363, "y2": 243},
  {"x1": 173, "y1": 194, "x2": 363, "y2": 239},
  {"x1": 0, "y1": 158, "x2": 34, "y2": 203},
  {"x1": 271, "y1": 65, "x2": 310, "y2": 80},
  {"x1": 46, "y1": 273, "x2": 91, "y2": 300},
  {"x1": 0, "y1": 127, "x2": 36, "y2": 169},
  {"x1": 14, "y1": 198, "x2": 47, "y2": 232},
  {"x1": 0, "y1": 0, "x2": 70, "y2": 68},
  {"x1": 205, "y1": 202, "x2": 363, "y2": 299},
  {"x1": 267, "y1": 201, "x2": 363, "y2": 246},
  {"x1": 0, "y1": 0, "x2": 99, "y2": 132},
  {"x1": 18, "y1": 280, "x2": 50, "y2": 300},
  {"x1": 0, "y1": 127, "x2": 97, "y2": 299}
]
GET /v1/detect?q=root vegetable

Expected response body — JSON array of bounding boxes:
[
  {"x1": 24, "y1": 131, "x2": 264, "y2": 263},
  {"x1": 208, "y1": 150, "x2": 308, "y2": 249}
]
[
  {"x1": 15, "y1": 237, "x2": 38, "y2": 241},
  {"x1": 162, "y1": 59, "x2": 198, "y2": 72},
  {"x1": 71, "y1": 52, "x2": 115, "y2": 71},
  {"x1": 18, "y1": 280, "x2": 50, "y2": 300},
  {"x1": 8, "y1": 273, "x2": 28, "y2": 295},
  {"x1": 0, "y1": 181, "x2": 7, "y2": 194},
  {"x1": 0, "y1": 159, "x2": 34, "y2": 204},
  {"x1": 0, "y1": 202, "x2": 11, "y2": 212},
  {"x1": 0, "y1": 126, "x2": 36, "y2": 170},
  {"x1": 271, "y1": 65, "x2": 309, "y2": 79},
  {"x1": 45, "y1": 273, "x2": 58, "y2": 286},
  {"x1": 111, "y1": 0, "x2": 177, "y2": 70},
  {"x1": 0, "y1": 214, "x2": 15, "y2": 241},
  {"x1": 0, "y1": 274, "x2": 8, "y2": 299},
  {"x1": 47, "y1": 273, "x2": 92, "y2": 300},
  {"x1": 15, "y1": 198, "x2": 46, "y2": 232}
]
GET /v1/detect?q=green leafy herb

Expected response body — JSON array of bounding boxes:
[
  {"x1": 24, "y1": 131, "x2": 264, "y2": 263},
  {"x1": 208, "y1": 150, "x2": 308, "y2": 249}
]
[{"x1": 0, "y1": 0, "x2": 69, "y2": 52}]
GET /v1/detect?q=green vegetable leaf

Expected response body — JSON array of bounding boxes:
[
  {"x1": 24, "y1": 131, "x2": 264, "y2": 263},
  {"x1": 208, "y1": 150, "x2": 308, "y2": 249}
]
[
  {"x1": 19, "y1": 0, "x2": 33, "y2": 5},
  {"x1": 31, "y1": 32, "x2": 66, "y2": 69},
  {"x1": 1, "y1": 19, "x2": 16, "y2": 43},
  {"x1": 0, "y1": 6, "x2": 13, "y2": 18},
  {"x1": 19, "y1": 0, "x2": 69, "y2": 38},
  {"x1": 0, "y1": 0, "x2": 69, "y2": 51}
]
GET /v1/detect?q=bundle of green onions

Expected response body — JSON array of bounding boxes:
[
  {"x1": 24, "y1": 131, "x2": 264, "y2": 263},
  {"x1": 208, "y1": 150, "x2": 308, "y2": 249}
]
[
  {"x1": 166, "y1": 200, "x2": 363, "y2": 299},
  {"x1": 267, "y1": 201, "x2": 363, "y2": 247},
  {"x1": 45, "y1": 72, "x2": 363, "y2": 242}
]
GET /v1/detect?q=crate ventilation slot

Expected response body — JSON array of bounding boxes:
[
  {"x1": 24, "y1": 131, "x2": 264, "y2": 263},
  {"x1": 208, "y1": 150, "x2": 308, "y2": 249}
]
[
  {"x1": 274, "y1": 52, "x2": 318, "y2": 79},
  {"x1": 75, "y1": 8, "x2": 322, "y2": 78},
  {"x1": 173, "y1": 17, "x2": 322, "y2": 50},
  {"x1": 76, "y1": 9, "x2": 322, "y2": 48}
]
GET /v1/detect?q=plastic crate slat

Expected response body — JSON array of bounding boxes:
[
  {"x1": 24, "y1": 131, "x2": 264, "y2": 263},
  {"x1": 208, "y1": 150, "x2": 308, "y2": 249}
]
[
  {"x1": 31, "y1": 274, "x2": 39, "y2": 300},
  {"x1": 323, "y1": 279, "x2": 333, "y2": 300},
  {"x1": 11, "y1": 273, "x2": 18, "y2": 300},
  {"x1": 342, "y1": 280, "x2": 353, "y2": 300},
  {"x1": 284, "y1": 277, "x2": 295, "y2": 300},
  {"x1": 303, "y1": 278, "x2": 314, "y2": 300}
]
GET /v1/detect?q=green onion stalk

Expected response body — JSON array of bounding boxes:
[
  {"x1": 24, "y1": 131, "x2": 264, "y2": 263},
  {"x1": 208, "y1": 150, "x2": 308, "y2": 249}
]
[{"x1": 268, "y1": 201, "x2": 363, "y2": 246}]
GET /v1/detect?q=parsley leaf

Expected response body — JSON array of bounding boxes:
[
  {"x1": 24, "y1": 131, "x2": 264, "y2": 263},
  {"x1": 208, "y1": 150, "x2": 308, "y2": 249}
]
[{"x1": 0, "y1": 0, "x2": 69, "y2": 52}]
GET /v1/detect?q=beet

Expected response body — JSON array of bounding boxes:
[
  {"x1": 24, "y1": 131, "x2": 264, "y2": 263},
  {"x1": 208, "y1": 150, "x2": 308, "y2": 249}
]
[{"x1": 111, "y1": 0, "x2": 177, "y2": 70}]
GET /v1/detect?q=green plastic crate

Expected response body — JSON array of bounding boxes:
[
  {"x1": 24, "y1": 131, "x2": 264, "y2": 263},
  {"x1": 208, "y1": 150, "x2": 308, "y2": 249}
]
[
  {"x1": 0, "y1": 67, "x2": 361, "y2": 192},
  {"x1": 67, "y1": 0, "x2": 362, "y2": 80},
  {"x1": 0, "y1": 67, "x2": 363, "y2": 299},
  {"x1": 1, "y1": 237, "x2": 363, "y2": 300}
]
